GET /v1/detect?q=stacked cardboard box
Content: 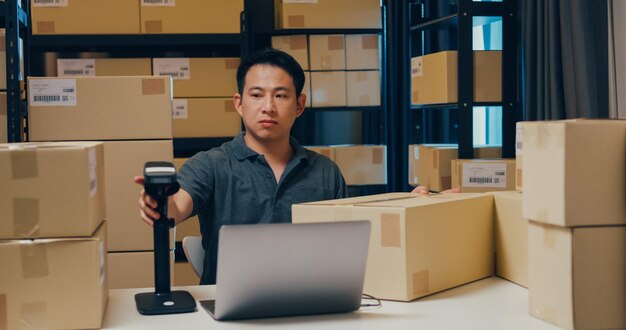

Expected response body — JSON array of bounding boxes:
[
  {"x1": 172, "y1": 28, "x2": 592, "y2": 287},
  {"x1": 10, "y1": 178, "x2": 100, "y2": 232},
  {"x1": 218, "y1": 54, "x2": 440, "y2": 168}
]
[
  {"x1": 293, "y1": 192, "x2": 494, "y2": 301},
  {"x1": 306, "y1": 145, "x2": 387, "y2": 185},
  {"x1": 515, "y1": 122, "x2": 523, "y2": 191},
  {"x1": 0, "y1": 142, "x2": 108, "y2": 329},
  {"x1": 408, "y1": 144, "x2": 501, "y2": 191},
  {"x1": 275, "y1": 0, "x2": 381, "y2": 29},
  {"x1": 522, "y1": 119, "x2": 626, "y2": 329},
  {"x1": 27, "y1": 76, "x2": 175, "y2": 289},
  {"x1": 153, "y1": 57, "x2": 242, "y2": 138},
  {"x1": 411, "y1": 51, "x2": 502, "y2": 105},
  {"x1": 451, "y1": 158, "x2": 515, "y2": 193},
  {"x1": 57, "y1": 58, "x2": 152, "y2": 77},
  {"x1": 490, "y1": 191, "x2": 527, "y2": 287},
  {"x1": 140, "y1": 0, "x2": 242, "y2": 34}
]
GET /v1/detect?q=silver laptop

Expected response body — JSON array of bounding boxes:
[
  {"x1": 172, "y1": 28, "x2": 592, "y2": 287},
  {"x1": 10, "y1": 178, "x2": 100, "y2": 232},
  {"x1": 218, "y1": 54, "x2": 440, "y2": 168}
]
[{"x1": 200, "y1": 221, "x2": 371, "y2": 321}]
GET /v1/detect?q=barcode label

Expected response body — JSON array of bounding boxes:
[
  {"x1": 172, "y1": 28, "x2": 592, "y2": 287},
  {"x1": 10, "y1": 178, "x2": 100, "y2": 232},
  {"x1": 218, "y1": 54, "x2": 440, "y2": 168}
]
[
  {"x1": 88, "y1": 148, "x2": 98, "y2": 197},
  {"x1": 32, "y1": 0, "x2": 68, "y2": 7},
  {"x1": 172, "y1": 99, "x2": 188, "y2": 119},
  {"x1": 284, "y1": 0, "x2": 319, "y2": 3},
  {"x1": 57, "y1": 59, "x2": 96, "y2": 77},
  {"x1": 414, "y1": 146, "x2": 420, "y2": 160},
  {"x1": 142, "y1": 0, "x2": 175, "y2": 7},
  {"x1": 463, "y1": 163, "x2": 507, "y2": 188},
  {"x1": 515, "y1": 123, "x2": 524, "y2": 156},
  {"x1": 411, "y1": 57, "x2": 423, "y2": 77},
  {"x1": 153, "y1": 58, "x2": 190, "y2": 80},
  {"x1": 29, "y1": 79, "x2": 77, "y2": 107}
]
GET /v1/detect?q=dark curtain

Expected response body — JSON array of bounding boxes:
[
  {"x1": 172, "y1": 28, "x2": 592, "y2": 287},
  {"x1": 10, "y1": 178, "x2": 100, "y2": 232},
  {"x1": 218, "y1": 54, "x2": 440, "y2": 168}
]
[{"x1": 521, "y1": 0, "x2": 608, "y2": 120}]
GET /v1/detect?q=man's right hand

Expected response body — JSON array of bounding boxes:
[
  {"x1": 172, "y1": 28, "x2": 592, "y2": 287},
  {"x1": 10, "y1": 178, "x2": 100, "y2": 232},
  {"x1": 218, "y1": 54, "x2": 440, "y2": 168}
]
[{"x1": 134, "y1": 176, "x2": 159, "y2": 226}]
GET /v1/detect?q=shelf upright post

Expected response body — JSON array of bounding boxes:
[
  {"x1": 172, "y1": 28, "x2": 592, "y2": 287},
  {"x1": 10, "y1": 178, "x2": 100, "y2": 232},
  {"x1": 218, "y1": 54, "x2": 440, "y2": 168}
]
[
  {"x1": 457, "y1": 0, "x2": 474, "y2": 159},
  {"x1": 5, "y1": 0, "x2": 26, "y2": 142},
  {"x1": 501, "y1": 0, "x2": 517, "y2": 158}
]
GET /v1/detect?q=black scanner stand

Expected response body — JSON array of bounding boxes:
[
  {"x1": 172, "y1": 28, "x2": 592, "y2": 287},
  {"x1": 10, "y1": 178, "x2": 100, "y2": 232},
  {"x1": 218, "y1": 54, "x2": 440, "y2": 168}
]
[{"x1": 135, "y1": 162, "x2": 196, "y2": 315}]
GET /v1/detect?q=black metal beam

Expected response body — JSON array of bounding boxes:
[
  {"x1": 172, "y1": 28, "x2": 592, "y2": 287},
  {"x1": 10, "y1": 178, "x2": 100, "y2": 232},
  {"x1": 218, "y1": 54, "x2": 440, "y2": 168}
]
[
  {"x1": 457, "y1": 0, "x2": 474, "y2": 159},
  {"x1": 501, "y1": 0, "x2": 517, "y2": 158}
]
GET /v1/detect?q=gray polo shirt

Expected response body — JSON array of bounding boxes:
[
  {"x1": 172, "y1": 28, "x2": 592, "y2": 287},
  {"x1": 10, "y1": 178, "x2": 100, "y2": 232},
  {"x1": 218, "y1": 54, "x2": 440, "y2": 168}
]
[{"x1": 177, "y1": 132, "x2": 348, "y2": 284}]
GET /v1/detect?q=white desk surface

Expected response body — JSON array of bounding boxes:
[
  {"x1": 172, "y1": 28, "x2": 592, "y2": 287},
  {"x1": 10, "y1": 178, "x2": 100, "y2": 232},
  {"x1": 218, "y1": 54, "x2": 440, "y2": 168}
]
[{"x1": 102, "y1": 276, "x2": 560, "y2": 329}]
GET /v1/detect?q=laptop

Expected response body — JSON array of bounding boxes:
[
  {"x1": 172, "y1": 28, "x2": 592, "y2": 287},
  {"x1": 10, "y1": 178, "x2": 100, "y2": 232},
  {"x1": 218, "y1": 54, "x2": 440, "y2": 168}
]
[{"x1": 200, "y1": 221, "x2": 371, "y2": 321}]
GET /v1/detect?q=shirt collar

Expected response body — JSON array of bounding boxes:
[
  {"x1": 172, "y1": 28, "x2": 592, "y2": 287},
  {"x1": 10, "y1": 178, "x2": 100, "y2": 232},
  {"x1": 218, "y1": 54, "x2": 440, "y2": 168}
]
[{"x1": 231, "y1": 132, "x2": 309, "y2": 163}]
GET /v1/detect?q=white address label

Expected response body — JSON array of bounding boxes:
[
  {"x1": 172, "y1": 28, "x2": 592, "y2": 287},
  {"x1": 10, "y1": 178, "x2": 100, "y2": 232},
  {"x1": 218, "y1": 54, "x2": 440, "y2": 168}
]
[
  {"x1": 141, "y1": 0, "x2": 175, "y2": 6},
  {"x1": 515, "y1": 123, "x2": 524, "y2": 156},
  {"x1": 32, "y1": 0, "x2": 68, "y2": 7},
  {"x1": 172, "y1": 99, "x2": 188, "y2": 119},
  {"x1": 153, "y1": 58, "x2": 190, "y2": 80},
  {"x1": 29, "y1": 79, "x2": 77, "y2": 107},
  {"x1": 462, "y1": 163, "x2": 507, "y2": 188},
  {"x1": 57, "y1": 59, "x2": 96, "y2": 77},
  {"x1": 411, "y1": 57, "x2": 423, "y2": 77}
]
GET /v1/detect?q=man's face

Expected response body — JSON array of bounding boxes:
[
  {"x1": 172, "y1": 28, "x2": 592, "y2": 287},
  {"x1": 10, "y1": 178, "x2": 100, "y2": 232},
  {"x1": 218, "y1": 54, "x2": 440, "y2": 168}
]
[{"x1": 233, "y1": 64, "x2": 306, "y2": 143}]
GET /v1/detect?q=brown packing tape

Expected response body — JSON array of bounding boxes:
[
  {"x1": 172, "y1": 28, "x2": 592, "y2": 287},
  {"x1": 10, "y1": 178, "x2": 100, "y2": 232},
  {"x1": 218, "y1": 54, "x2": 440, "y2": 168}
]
[
  {"x1": 362, "y1": 35, "x2": 378, "y2": 50},
  {"x1": 432, "y1": 150, "x2": 438, "y2": 169},
  {"x1": 516, "y1": 168, "x2": 523, "y2": 186},
  {"x1": 287, "y1": 15, "x2": 305, "y2": 28},
  {"x1": 0, "y1": 37, "x2": 5, "y2": 52},
  {"x1": 144, "y1": 20, "x2": 163, "y2": 33},
  {"x1": 13, "y1": 198, "x2": 40, "y2": 237},
  {"x1": 412, "y1": 91, "x2": 419, "y2": 102},
  {"x1": 542, "y1": 226, "x2": 556, "y2": 250},
  {"x1": 440, "y1": 176, "x2": 452, "y2": 191},
  {"x1": 20, "y1": 302, "x2": 46, "y2": 329},
  {"x1": 0, "y1": 94, "x2": 6, "y2": 115},
  {"x1": 372, "y1": 148, "x2": 383, "y2": 164},
  {"x1": 11, "y1": 148, "x2": 38, "y2": 179},
  {"x1": 413, "y1": 270, "x2": 430, "y2": 295},
  {"x1": 224, "y1": 100, "x2": 237, "y2": 112},
  {"x1": 380, "y1": 213, "x2": 401, "y2": 247},
  {"x1": 359, "y1": 95, "x2": 370, "y2": 105},
  {"x1": 36, "y1": 21, "x2": 55, "y2": 34},
  {"x1": 225, "y1": 59, "x2": 240, "y2": 70},
  {"x1": 327, "y1": 36, "x2": 344, "y2": 51},
  {"x1": 141, "y1": 78, "x2": 165, "y2": 96},
  {"x1": 0, "y1": 294, "x2": 6, "y2": 330},
  {"x1": 289, "y1": 35, "x2": 306, "y2": 50},
  {"x1": 20, "y1": 243, "x2": 49, "y2": 279}
]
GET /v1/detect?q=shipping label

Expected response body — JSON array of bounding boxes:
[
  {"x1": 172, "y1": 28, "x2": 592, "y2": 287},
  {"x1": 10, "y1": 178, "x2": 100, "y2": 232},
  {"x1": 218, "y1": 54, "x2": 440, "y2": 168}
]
[
  {"x1": 32, "y1": 0, "x2": 68, "y2": 7},
  {"x1": 58, "y1": 59, "x2": 96, "y2": 77},
  {"x1": 153, "y1": 58, "x2": 190, "y2": 80},
  {"x1": 141, "y1": 0, "x2": 175, "y2": 6},
  {"x1": 172, "y1": 99, "x2": 188, "y2": 119},
  {"x1": 462, "y1": 163, "x2": 507, "y2": 188},
  {"x1": 29, "y1": 79, "x2": 77, "y2": 107}
]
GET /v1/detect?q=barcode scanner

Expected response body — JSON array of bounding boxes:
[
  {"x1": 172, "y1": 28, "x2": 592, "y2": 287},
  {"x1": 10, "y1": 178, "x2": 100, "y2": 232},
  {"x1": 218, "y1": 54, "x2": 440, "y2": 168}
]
[{"x1": 135, "y1": 162, "x2": 196, "y2": 315}]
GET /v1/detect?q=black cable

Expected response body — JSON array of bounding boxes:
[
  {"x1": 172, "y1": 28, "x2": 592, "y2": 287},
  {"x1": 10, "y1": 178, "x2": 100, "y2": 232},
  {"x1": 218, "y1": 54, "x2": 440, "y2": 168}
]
[{"x1": 360, "y1": 293, "x2": 382, "y2": 307}]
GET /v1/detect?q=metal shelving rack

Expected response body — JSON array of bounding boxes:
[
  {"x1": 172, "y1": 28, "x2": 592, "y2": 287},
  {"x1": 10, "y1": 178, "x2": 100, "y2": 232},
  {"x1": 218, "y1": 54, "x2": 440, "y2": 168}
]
[
  {"x1": 243, "y1": 0, "x2": 391, "y2": 194},
  {"x1": 3, "y1": 0, "x2": 29, "y2": 142},
  {"x1": 395, "y1": 0, "x2": 518, "y2": 190}
]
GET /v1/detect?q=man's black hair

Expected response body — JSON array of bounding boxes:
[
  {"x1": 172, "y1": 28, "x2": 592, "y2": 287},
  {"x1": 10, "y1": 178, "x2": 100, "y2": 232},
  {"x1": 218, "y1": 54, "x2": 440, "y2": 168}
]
[{"x1": 236, "y1": 48, "x2": 305, "y2": 97}]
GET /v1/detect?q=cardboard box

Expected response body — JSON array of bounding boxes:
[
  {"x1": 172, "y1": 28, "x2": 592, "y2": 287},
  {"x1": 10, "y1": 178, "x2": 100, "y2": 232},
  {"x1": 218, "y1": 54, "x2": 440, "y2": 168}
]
[
  {"x1": 311, "y1": 71, "x2": 347, "y2": 107},
  {"x1": 292, "y1": 193, "x2": 494, "y2": 301},
  {"x1": 346, "y1": 34, "x2": 380, "y2": 70},
  {"x1": 174, "y1": 261, "x2": 200, "y2": 286},
  {"x1": 347, "y1": 71, "x2": 380, "y2": 106},
  {"x1": 515, "y1": 122, "x2": 523, "y2": 192},
  {"x1": 104, "y1": 140, "x2": 175, "y2": 252},
  {"x1": 28, "y1": 76, "x2": 173, "y2": 141},
  {"x1": 522, "y1": 119, "x2": 626, "y2": 226},
  {"x1": 172, "y1": 98, "x2": 241, "y2": 138},
  {"x1": 451, "y1": 159, "x2": 515, "y2": 193},
  {"x1": 271, "y1": 35, "x2": 309, "y2": 70},
  {"x1": 304, "y1": 146, "x2": 335, "y2": 160},
  {"x1": 0, "y1": 93, "x2": 6, "y2": 143},
  {"x1": 528, "y1": 222, "x2": 626, "y2": 330},
  {"x1": 0, "y1": 142, "x2": 105, "y2": 239},
  {"x1": 334, "y1": 145, "x2": 386, "y2": 185},
  {"x1": 57, "y1": 58, "x2": 152, "y2": 77},
  {"x1": 303, "y1": 71, "x2": 311, "y2": 107},
  {"x1": 0, "y1": 222, "x2": 108, "y2": 329},
  {"x1": 153, "y1": 57, "x2": 239, "y2": 98},
  {"x1": 31, "y1": 0, "x2": 139, "y2": 34},
  {"x1": 491, "y1": 191, "x2": 527, "y2": 287},
  {"x1": 173, "y1": 158, "x2": 202, "y2": 241},
  {"x1": 309, "y1": 35, "x2": 346, "y2": 70},
  {"x1": 140, "y1": 0, "x2": 242, "y2": 34},
  {"x1": 408, "y1": 144, "x2": 502, "y2": 191},
  {"x1": 108, "y1": 250, "x2": 174, "y2": 289},
  {"x1": 411, "y1": 51, "x2": 502, "y2": 104},
  {"x1": 275, "y1": 0, "x2": 381, "y2": 29}
]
